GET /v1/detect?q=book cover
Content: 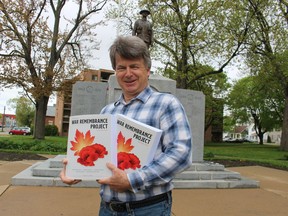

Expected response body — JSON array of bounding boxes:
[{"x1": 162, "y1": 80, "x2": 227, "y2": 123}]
[
  {"x1": 65, "y1": 114, "x2": 163, "y2": 179},
  {"x1": 115, "y1": 114, "x2": 163, "y2": 173},
  {"x1": 66, "y1": 114, "x2": 117, "y2": 180}
]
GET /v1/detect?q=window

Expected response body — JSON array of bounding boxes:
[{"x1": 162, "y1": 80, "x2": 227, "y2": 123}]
[{"x1": 92, "y1": 75, "x2": 98, "y2": 81}]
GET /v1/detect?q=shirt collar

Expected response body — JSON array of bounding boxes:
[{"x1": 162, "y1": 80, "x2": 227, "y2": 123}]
[{"x1": 115, "y1": 86, "x2": 153, "y2": 106}]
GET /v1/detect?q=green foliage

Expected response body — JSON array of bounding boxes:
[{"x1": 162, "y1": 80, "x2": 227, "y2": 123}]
[
  {"x1": 7, "y1": 97, "x2": 35, "y2": 127},
  {"x1": 0, "y1": 136, "x2": 67, "y2": 154},
  {"x1": 223, "y1": 115, "x2": 236, "y2": 133},
  {"x1": 227, "y1": 76, "x2": 283, "y2": 130},
  {"x1": 45, "y1": 125, "x2": 58, "y2": 136}
]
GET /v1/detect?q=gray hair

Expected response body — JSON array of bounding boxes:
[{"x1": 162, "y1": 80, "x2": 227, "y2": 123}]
[{"x1": 109, "y1": 36, "x2": 152, "y2": 70}]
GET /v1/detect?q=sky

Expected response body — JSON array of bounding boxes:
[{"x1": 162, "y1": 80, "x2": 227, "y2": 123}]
[
  {"x1": 0, "y1": 23, "x2": 116, "y2": 114},
  {"x1": 0, "y1": 3, "x2": 242, "y2": 115},
  {"x1": 0, "y1": 5, "x2": 118, "y2": 115}
]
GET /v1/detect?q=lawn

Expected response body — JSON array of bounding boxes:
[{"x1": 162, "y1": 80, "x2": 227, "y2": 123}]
[
  {"x1": 204, "y1": 142, "x2": 288, "y2": 170},
  {"x1": 0, "y1": 135, "x2": 67, "y2": 154}
]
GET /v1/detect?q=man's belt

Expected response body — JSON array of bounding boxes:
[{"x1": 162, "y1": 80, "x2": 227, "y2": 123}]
[{"x1": 106, "y1": 191, "x2": 170, "y2": 212}]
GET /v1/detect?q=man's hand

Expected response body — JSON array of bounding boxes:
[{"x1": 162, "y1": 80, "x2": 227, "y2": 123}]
[
  {"x1": 59, "y1": 158, "x2": 81, "y2": 185},
  {"x1": 97, "y1": 163, "x2": 132, "y2": 193}
]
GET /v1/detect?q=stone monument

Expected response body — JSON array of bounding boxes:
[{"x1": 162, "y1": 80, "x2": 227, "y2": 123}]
[
  {"x1": 11, "y1": 73, "x2": 259, "y2": 189},
  {"x1": 72, "y1": 74, "x2": 205, "y2": 162}
]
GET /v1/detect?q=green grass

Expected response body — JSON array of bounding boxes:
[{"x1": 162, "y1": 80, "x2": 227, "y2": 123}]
[
  {"x1": 204, "y1": 142, "x2": 288, "y2": 170},
  {"x1": 1, "y1": 135, "x2": 288, "y2": 170},
  {"x1": 0, "y1": 135, "x2": 67, "y2": 155}
]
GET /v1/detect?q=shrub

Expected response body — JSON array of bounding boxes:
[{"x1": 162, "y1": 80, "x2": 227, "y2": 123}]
[
  {"x1": 29, "y1": 142, "x2": 66, "y2": 152},
  {"x1": 204, "y1": 152, "x2": 215, "y2": 158},
  {"x1": 45, "y1": 125, "x2": 59, "y2": 136}
]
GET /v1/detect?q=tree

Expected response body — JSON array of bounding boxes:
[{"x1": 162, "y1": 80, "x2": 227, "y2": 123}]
[
  {"x1": 106, "y1": 1, "x2": 239, "y2": 135},
  {"x1": 135, "y1": 0, "x2": 253, "y2": 89},
  {"x1": 107, "y1": 1, "x2": 250, "y2": 86},
  {"x1": 0, "y1": 0, "x2": 108, "y2": 139},
  {"x1": 223, "y1": 115, "x2": 236, "y2": 134},
  {"x1": 7, "y1": 97, "x2": 35, "y2": 127},
  {"x1": 228, "y1": 76, "x2": 283, "y2": 144},
  {"x1": 241, "y1": 0, "x2": 288, "y2": 149}
]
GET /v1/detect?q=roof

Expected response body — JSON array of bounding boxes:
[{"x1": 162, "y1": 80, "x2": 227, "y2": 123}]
[{"x1": 234, "y1": 126, "x2": 248, "y2": 133}]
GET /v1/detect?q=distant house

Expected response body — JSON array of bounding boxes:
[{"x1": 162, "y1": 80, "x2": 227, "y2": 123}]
[
  {"x1": 46, "y1": 105, "x2": 56, "y2": 125},
  {"x1": 266, "y1": 129, "x2": 281, "y2": 144},
  {"x1": 228, "y1": 125, "x2": 248, "y2": 140},
  {"x1": 224, "y1": 123, "x2": 281, "y2": 144}
]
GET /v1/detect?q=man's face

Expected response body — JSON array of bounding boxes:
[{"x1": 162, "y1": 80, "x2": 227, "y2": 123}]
[{"x1": 115, "y1": 54, "x2": 150, "y2": 102}]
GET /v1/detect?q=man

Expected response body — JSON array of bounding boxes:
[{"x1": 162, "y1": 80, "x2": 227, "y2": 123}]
[
  {"x1": 60, "y1": 36, "x2": 192, "y2": 215},
  {"x1": 132, "y1": 9, "x2": 153, "y2": 48}
]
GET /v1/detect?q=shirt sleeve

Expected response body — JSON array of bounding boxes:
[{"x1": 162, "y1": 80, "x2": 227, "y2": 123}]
[{"x1": 127, "y1": 96, "x2": 192, "y2": 193}]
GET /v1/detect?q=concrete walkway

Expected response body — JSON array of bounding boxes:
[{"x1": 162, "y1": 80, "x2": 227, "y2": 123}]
[{"x1": 0, "y1": 159, "x2": 288, "y2": 216}]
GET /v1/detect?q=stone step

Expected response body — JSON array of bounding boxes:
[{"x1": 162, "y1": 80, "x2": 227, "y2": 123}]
[
  {"x1": 12, "y1": 163, "x2": 258, "y2": 189},
  {"x1": 32, "y1": 159, "x2": 242, "y2": 181},
  {"x1": 49, "y1": 155, "x2": 66, "y2": 168},
  {"x1": 11, "y1": 155, "x2": 260, "y2": 189},
  {"x1": 49, "y1": 155, "x2": 226, "y2": 171},
  {"x1": 173, "y1": 178, "x2": 259, "y2": 189},
  {"x1": 32, "y1": 158, "x2": 62, "y2": 177},
  {"x1": 186, "y1": 162, "x2": 225, "y2": 171},
  {"x1": 175, "y1": 170, "x2": 241, "y2": 180},
  {"x1": 11, "y1": 163, "x2": 100, "y2": 187}
]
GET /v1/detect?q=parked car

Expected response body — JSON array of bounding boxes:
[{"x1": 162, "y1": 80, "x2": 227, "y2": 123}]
[
  {"x1": 20, "y1": 127, "x2": 31, "y2": 134},
  {"x1": 8, "y1": 127, "x2": 31, "y2": 135}
]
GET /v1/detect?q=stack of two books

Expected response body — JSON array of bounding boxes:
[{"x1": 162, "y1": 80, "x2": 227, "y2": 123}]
[{"x1": 66, "y1": 114, "x2": 162, "y2": 180}]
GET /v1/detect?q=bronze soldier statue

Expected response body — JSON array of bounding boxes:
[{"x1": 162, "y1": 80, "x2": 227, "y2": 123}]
[{"x1": 132, "y1": 9, "x2": 153, "y2": 49}]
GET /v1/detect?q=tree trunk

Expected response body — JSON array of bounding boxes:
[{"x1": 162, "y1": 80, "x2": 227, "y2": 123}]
[
  {"x1": 280, "y1": 87, "x2": 288, "y2": 151},
  {"x1": 258, "y1": 132, "x2": 264, "y2": 145},
  {"x1": 33, "y1": 95, "x2": 49, "y2": 140}
]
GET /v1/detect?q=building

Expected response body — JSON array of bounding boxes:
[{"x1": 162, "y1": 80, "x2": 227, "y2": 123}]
[
  {"x1": 46, "y1": 105, "x2": 56, "y2": 125},
  {"x1": 204, "y1": 98, "x2": 224, "y2": 143},
  {"x1": 55, "y1": 68, "x2": 114, "y2": 136},
  {"x1": 0, "y1": 114, "x2": 16, "y2": 128}
]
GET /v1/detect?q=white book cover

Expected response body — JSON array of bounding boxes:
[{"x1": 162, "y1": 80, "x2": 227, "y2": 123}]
[
  {"x1": 115, "y1": 114, "x2": 163, "y2": 173},
  {"x1": 66, "y1": 114, "x2": 117, "y2": 180}
]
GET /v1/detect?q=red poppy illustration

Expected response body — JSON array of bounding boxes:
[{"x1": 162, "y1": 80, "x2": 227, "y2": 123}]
[
  {"x1": 118, "y1": 152, "x2": 141, "y2": 170},
  {"x1": 77, "y1": 144, "x2": 108, "y2": 166},
  {"x1": 70, "y1": 129, "x2": 108, "y2": 166},
  {"x1": 117, "y1": 132, "x2": 141, "y2": 170}
]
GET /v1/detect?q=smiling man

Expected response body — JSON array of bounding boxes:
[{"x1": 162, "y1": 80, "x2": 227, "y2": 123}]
[{"x1": 60, "y1": 36, "x2": 192, "y2": 216}]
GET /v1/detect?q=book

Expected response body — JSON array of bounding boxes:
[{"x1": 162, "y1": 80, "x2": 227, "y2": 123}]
[
  {"x1": 66, "y1": 114, "x2": 163, "y2": 180},
  {"x1": 66, "y1": 114, "x2": 117, "y2": 180},
  {"x1": 115, "y1": 114, "x2": 163, "y2": 173}
]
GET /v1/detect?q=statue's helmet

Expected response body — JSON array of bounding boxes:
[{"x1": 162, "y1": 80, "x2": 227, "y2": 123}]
[{"x1": 139, "y1": 9, "x2": 150, "y2": 15}]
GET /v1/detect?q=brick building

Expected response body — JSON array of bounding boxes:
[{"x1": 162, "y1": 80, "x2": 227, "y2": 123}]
[{"x1": 55, "y1": 68, "x2": 114, "y2": 136}]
